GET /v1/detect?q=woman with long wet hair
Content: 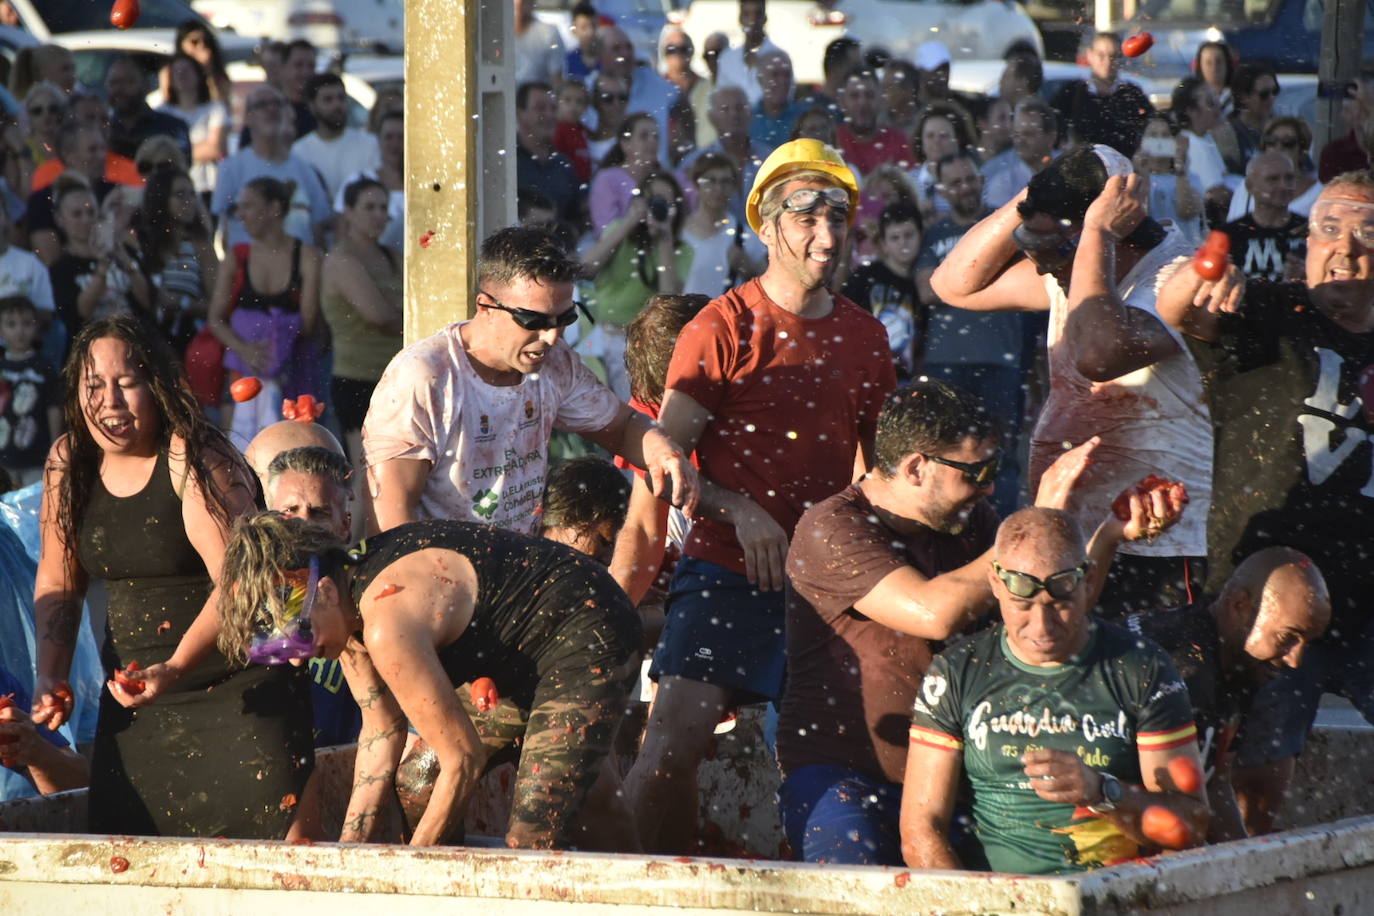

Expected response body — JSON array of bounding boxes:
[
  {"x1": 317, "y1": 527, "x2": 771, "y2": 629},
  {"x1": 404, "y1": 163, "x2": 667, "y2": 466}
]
[
  {"x1": 31, "y1": 314, "x2": 315, "y2": 838},
  {"x1": 216, "y1": 513, "x2": 641, "y2": 849}
]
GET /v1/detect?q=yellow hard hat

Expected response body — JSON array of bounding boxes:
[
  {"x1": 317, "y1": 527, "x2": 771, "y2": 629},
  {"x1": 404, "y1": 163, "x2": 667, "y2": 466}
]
[{"x1": 745, "y1": 139, "x2": 860, "y2": 235}]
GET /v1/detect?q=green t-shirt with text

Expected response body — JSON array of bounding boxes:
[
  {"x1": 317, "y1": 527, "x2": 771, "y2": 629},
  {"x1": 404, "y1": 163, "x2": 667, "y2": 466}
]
[{"x1": 909, "y1": 621, "x2": 1196, "y2": 875}]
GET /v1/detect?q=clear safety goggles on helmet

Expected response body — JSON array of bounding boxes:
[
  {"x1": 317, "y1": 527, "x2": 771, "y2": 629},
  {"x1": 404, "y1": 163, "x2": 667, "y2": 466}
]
[
  {"x1": 781, "y1": 186, "x2": 851, "y2": 216},
  {"x1": 247, "y1": 556, "x2": 320, "y2": 665},
  {"x1": 1309, "y1": 198, "x2": 1374, "y2": 247}
]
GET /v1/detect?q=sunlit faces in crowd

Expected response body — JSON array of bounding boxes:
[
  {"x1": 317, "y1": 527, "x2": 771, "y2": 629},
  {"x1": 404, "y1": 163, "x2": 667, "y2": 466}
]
[
  {"x1": 471, "y1": 277, "x2": 579, "y2": 377},
  {"x1": 990, "y1": 511, "x2": 1093, "y2": 667},
  {"x1": 81, "y1": 337, "x2": 159, "y2": 454},
  {"x1": 1305, "y1": 188, "x2": 1374, "y2": 329},
  {"x1": 759, "y1": 178, "x2": 850, "y2": 291}
]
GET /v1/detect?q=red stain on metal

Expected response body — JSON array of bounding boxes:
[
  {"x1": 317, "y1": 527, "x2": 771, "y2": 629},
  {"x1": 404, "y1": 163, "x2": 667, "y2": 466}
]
[
  {"x1": 894, "y1": 872, "x2": 911, "y2": 888},
  {"x1": 420, "y1": 230, "x2": 436, "y2": 249},
  {"x1": 110, "y1": 856, "x2": 130, "y2": 873},
  {"x1": 274, "y1": 873, "x2": 312, "y2": 890},
  {"x1": 674, "y1": 856, "x2": 694, "y2": 864},
  {"x1": 289, "y1": 837, "x2": 315, "y2": 845}
]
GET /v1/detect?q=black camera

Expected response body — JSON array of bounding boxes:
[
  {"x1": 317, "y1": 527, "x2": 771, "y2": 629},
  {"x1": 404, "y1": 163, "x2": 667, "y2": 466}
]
[{"x1": 648, "y1": 197, "x2": 671, "y2": 222}]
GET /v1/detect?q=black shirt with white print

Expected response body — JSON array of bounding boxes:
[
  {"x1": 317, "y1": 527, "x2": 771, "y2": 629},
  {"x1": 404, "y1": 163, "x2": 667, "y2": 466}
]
[{"x1": 1186, "y1": 280, "x2": 1374, "y2": 641}]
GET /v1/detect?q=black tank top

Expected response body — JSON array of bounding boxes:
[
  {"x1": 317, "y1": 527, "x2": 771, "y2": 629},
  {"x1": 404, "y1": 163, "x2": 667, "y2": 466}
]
[
  {"x1": 236, "y1": 239, "x2": 303, "y2": 313},
  {"x1": 77, "y1": 447, "x2": 230, "y2": 690},
  {"x1": 345, "y1": 521, "x2": 638, "y2": 704}
]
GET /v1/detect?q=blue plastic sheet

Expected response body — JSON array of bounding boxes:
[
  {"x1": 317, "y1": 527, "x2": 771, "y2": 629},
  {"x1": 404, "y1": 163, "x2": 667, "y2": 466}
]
[{"x1": 0, "y1": 482, "x2": 103, "y2": 802}]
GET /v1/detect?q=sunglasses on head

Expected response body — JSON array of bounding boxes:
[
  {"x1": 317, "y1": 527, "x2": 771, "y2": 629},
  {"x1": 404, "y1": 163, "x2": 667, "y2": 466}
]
[
  {"x1": 781, "y1": 186, "x2": 850, "y2": 216},
  {"x1": 479, "y1": 290, "x2": 580, "y2": 331},
  {"x1": 993, "y1": 559, "x2": 1090, "y2": 600},
  {"x1": 922, "y1": 450, "x2": 1002, "y2": 487}
]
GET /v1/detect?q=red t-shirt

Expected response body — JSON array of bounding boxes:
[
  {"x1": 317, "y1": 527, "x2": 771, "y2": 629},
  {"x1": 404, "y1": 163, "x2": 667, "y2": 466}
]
[
  {"x1": 836, "y1": 124, "x2": 913, "y2": 177},
  {"x1": 665, "y1": 278, "x2": 896, "y2": 574},
  {"x1": 554, "y1": 121, "x2": 593, "y2": 183}
]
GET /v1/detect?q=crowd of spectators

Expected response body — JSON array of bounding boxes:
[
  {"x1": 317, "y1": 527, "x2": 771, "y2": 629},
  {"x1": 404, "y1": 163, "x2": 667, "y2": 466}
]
[{"x1": 0, "y1": 0, "x2": 1372, "y2": 885}]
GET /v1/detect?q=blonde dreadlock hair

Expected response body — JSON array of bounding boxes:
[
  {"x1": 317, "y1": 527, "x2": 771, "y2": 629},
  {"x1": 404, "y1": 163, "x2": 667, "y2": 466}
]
[{"x1": 217, "y1": 512, "x2": 346, "y2": 665}]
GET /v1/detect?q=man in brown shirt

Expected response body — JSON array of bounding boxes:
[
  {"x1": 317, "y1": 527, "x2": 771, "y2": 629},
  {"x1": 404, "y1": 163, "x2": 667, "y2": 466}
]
[{"x1": 781, "y1": 379, "x2": 1135, "y2": 865}]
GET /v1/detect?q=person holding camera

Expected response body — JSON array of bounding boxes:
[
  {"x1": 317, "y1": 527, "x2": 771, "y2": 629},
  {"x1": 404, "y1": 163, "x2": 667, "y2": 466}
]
[
  {"x1": 49, "y1": 174, "x2": 150, "y2": 340},
  {"x1": 581, "y1": 170, "x2": 692, "y2": 401},
  {"x1": 589, "y1": 112, "x2": 665, "y2": 240},
  {"x1": 1134, "y1": 115, "x2": 1204, "y2": 245}
]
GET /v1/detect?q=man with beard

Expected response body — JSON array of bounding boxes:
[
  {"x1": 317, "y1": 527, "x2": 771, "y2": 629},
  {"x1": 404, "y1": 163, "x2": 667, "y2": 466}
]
[
  {"x1": 620, "y1": 139, "x2": 896, "y2": 854},
  {"x1": 781, "y1": 382, "x2": 1157, "y2": 865},
  {"x1": 293, "y1": 73, "x2": 381, "y2": 200},
  {"x1": 1125, "y1": 547, "x2": 1330, "y2": 841},
  {"x1": 104, "y1": 55, "x2": 190, "y2": 162},
  {"x1": 1159, "y1": 172, "x2": 1374, "y2": 834}
]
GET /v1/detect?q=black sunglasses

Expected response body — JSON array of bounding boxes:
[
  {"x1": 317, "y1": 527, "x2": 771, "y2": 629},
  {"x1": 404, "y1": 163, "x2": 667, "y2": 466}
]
[
  {"x1": 922, "y1": 451, "x2": 1001, "y2": 487},
  {"x1": 993, "y1": 560, "x2": 1090, "y2": 600},
  {"x1": 597, "y1": 92, "x2": 630, "y2": 104},
  {"x1": 478, "y1": 290, "x2": 580, "y2": 331}
]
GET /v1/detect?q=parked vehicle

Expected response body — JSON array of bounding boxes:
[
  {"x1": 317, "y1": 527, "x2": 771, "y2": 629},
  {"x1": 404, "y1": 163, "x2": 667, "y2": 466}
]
[
  {"x1": 678, "y1": 0, "x2": 1043, "y2": 86},
  {"x1": 192, "y1": 0, "x2": 404, "y2": 54},
  {"x1": 1119, "y1": 0, "x2": 1374, "y2": 79}
]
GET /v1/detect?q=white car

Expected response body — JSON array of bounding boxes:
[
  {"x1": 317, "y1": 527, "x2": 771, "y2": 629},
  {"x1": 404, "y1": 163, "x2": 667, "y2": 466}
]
[
  {"x1": 678, "y1": 0, "x2": 1044, "y2": 86},
  {"x1": 193, "y1": 0, "x2": 404, "y2": 54}
]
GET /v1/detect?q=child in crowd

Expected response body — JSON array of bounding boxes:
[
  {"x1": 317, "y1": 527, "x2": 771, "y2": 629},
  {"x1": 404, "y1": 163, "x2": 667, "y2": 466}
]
[
  {"x1": 841, "y1": 202, "x2": 926, "y2": 382},
  {"x1": 0, "y1": 296, "x2": 61, "y2": 486},
  {"x1": 554, "y1": 81, "x2": 593, "y2": 183}
]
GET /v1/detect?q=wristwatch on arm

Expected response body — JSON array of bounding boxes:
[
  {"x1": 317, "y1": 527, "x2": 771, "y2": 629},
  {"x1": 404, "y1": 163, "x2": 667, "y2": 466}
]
[{"x1": 1088, "y1": 771, "x2": 1124, "y2": 814}]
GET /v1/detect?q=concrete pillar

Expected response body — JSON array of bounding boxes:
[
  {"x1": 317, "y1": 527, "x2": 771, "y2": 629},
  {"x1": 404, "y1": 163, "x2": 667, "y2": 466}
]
[
  {"x1": 404, "y1": 0, "x2": 517, "y2": 344},
  {"x1": 1315, "y1": 0, "x2": 1366, "y2": 152}
]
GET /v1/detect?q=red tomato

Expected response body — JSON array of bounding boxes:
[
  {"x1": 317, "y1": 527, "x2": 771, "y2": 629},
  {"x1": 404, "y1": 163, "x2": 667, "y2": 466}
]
[
  {"x1": 114, "y1": 661, "x2": 146, "y2": 696},
  {"x1": 110, "y1": 0, "x2": 140, "y2": 29},
  {"x1": 1194, "y1": 231, "x2": 1231, "y2": 281},
  {"x1": 1122, "y1": 33, "x2": 1153, "y2": 57},
  {"x1": 230, "y1": 376, "x2": 263, "y2": 402},
  {"x1": 1168, "y1": 756, "x2": 1204, "y2": 794},
  {"x1": 1111, "y1": 474, "x2": 1188, "y2": 521},
  {"x1": 470, "y1": 677, "x2": 500, "y2": 713},
  {"x1": 1141, "y1": 805, "x2": 1194, "y2": 849}
]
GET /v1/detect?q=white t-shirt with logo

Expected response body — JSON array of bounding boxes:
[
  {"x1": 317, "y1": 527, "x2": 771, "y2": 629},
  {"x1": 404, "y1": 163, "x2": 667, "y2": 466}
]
[
  {"x1": 362, "y1": 321, "x2": 622, "y2": 534},
  {"x1": 1030, "y1": 227, "x2": 1213, "y2": 558}
]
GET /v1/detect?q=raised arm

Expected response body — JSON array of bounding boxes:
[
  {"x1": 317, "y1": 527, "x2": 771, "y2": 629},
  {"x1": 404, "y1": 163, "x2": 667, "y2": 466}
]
[
  {"x1": 1066, "y1": 175, "x2": 1181, "y2": 381},
  {"x1": 928, "y1": 190, "x2": 1051, "y2": 313},
  {"x1": 1155, "y1": 255, "x2": 1246, "y2": 343}
]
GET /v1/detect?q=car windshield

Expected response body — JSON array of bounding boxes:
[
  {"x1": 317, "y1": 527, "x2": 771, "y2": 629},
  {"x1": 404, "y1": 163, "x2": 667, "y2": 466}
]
[
  {"x1": 1132, "y1": 0, "x2": 1279, "y2": 25},
  {"x1": 28, "y1": 0, "x2": 208, "y2": 32}
]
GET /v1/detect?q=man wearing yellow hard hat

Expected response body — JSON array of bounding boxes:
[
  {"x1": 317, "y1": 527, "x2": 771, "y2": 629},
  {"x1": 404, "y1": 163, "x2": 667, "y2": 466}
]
[{"x1": 620, "y1": 138, "x2": 897, "y2": 853}]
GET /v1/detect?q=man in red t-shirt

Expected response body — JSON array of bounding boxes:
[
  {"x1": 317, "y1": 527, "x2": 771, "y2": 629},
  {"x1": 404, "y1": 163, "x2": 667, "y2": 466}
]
[
  {"x1": 836, "y1": 69, "x2": 913, "y2": 178},
  {"x1": 620, "y1": 139, "x2": 897, "y2": 854}
]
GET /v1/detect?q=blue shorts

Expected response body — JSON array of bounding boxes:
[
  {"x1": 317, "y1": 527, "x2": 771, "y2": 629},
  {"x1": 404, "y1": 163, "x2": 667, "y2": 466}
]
[
  {"x1": 779, "y1": 765, "x2": 903, "y2": 866},
  {"x1": 648, "y1": 556, "x2": 786, "y2": 702},
  {"x1": 1235, "y1": 619, "x2": 1374, "y2": 768}
]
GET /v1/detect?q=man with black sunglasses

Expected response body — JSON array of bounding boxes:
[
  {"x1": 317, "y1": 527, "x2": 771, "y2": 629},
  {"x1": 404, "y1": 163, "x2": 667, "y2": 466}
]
[
  {"x1": 932, "y1": 146, "x2": 1244, "y2": 619},
  {"x1": 362, "y1": 225, "x2": 697, "y2": 536},
  {"x1": 902, "y1": 505, "x2": 1210, "y2": 875}
]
